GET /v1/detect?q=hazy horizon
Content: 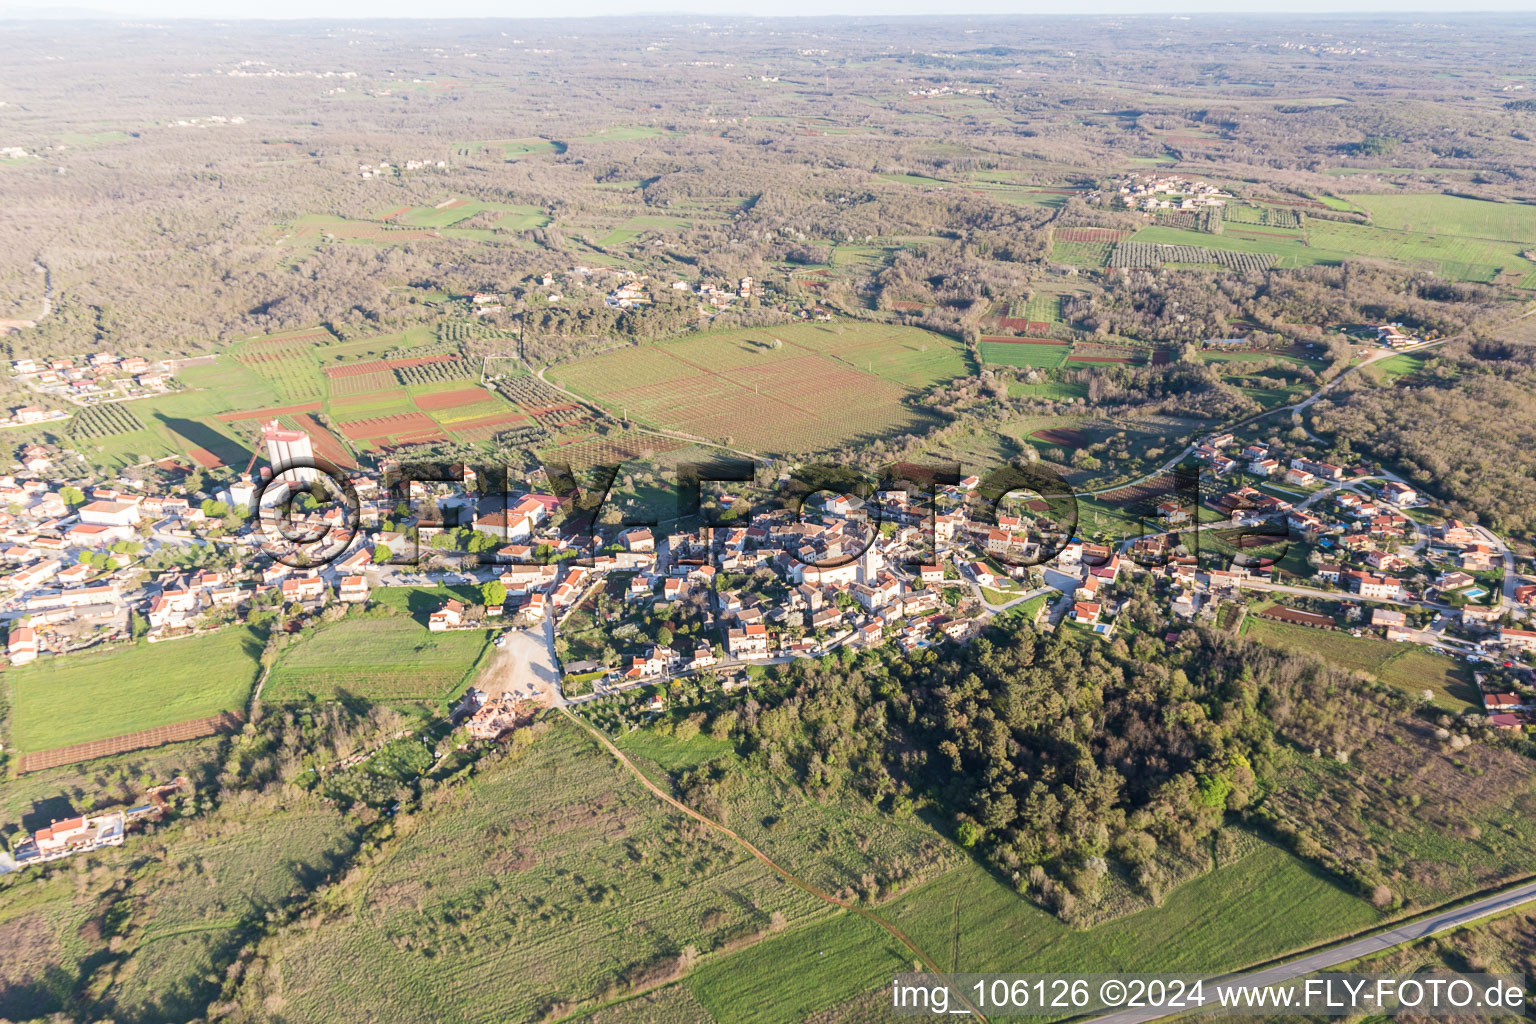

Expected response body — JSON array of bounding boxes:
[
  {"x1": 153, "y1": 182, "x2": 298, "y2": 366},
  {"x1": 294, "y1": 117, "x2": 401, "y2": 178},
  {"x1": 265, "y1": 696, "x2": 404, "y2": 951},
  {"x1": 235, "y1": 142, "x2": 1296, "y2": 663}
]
[{"x1": 6, "y1": 0, "x2": 1536, "y2": 19}]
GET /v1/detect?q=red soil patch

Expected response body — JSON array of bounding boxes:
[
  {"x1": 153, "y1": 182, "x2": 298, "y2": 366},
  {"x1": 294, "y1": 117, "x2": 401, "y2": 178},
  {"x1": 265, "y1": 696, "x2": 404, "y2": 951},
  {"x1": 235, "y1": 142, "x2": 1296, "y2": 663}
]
[
  {"x1": 1032, "y1": 427, "x2": 1088, "y2": 447},
  {"x1": 17, "y1": 712, "x2": 244, "y2": 773},
  {"x1": 186, "y1": 447, "x2": 223, "y2": 470},
  {"x1": 380, "y1": 207, "x2": 412, "y2": 221},
  {"x1": 891, "y1": 300, "x2": 927, "y2": 312},
  {"x1": 216, "y1": 401, "x2": 323, "y2": 422},
  {"x1": 997, "y1": 317, "x2": 1053, "y2": 333},
  {"x1": 337, "y1": 411, "x2": 439, "y2": 441},
  {"x1": 414, "y1": 387, "x2": 493, "y2": 412},
  {"x1": 288, "y1": 413, "x2": 358, "y2": 469},
  {"x1": 325, "y1": 360, "x2": 391, "y2": 379},
  {"x1": 1260, "y1": 606, "x2": 1337, "y2": 628}
]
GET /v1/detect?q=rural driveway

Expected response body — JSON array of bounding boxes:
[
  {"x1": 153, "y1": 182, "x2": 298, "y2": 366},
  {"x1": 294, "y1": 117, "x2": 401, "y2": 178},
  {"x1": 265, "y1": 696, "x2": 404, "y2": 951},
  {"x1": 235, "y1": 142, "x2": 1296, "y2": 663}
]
[{"x1": 1085, "y1": 878, "x2": 1536, "y2": 1024}]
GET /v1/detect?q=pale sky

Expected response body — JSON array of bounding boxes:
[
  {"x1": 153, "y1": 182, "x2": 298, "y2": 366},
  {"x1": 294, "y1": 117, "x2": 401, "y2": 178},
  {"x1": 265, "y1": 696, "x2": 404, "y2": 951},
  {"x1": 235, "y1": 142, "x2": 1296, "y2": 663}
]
[{"x1": 16, "y1": 0, "x2": 1536, "y2": 18}]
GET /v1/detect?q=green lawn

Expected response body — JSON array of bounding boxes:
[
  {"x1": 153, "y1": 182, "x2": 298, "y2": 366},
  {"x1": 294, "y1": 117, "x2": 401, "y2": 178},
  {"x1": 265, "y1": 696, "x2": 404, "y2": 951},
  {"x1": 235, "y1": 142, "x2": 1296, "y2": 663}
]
[
  {"x1": 1362, "y1": 353, "x2": 1429, "y2": 382},
  {"x1": 263, "y1": 613, "x2": 494, "y2": 703},
  {"x1": 980, "y1": 341, "x2": 1070, "y2": 368},
  {"x1": 5, "y1": 628, "x2": 264, "y2": 752}
]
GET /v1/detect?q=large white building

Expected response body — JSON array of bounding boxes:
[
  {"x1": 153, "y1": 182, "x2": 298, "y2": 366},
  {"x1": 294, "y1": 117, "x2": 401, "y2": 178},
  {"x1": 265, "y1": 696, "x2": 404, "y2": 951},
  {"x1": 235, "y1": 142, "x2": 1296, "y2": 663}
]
[
  {"x1": 262, "y1": 420, "x2": 316, "y2": 484},
  {"x1": 78, "y1": 500, "x2": 141, "y2": 527}
]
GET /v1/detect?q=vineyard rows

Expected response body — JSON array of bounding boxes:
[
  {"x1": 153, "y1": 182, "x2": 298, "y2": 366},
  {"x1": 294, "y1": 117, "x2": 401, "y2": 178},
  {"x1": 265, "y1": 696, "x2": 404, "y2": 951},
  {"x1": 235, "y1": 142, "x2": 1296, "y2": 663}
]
[
  {"x1": 70, "y1": 403, "x2": 146, "y2": 439},
  {"x1": 493, "y1": 375, "x2": 568, "y2": 410},
  {"x1": 1225, "y1": 205, "x2": 1304, "y2": 229},
  {"x1": 1108, "y1": 242, "x2": 1277, "y2": 272},
  {"x1": 396, "y1": 357, "x2": 473, "y2": 388}
]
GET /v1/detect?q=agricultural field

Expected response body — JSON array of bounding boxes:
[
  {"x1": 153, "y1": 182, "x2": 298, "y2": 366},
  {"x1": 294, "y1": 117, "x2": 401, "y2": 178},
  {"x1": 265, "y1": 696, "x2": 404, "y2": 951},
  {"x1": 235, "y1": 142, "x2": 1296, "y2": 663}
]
[
  {"x1": 4, "y1": 628, "x2": 264, "y2": 754},
  {"x1": 968, "y1": 181, "x2": 1083, "y2": 208},
  {"x1": 385, "y1": 197, "x2": 552, "y2": 233},
  {"x1": 262, "y1": 612, "x2": 496, "y2": 703},
  {"x1": 279, "y1": 197, "x2": 549, "y2": 253},
  {"x1": 1242, "y1": 613, "x2": 1477, "y2": 711},
  {"x1": 278, "y1": 213, "x2": 443, "y2": 248},
  {"x1": 451, "y1": 137, "x2": 563, "y2": 161},
  {"x1": 62, "y1": 383, "x2": 261, "y2": 471},
  {"x1": 1050, "y1": 238, "x2": 1114, "y2": 266},
  {"x1": 1007, "y1": 377, "x2": 1088, "y2": 401},
  {"x1": 1111, "y1": 237, "x2": 1278, "y2": 272},
  {"x1": 1361, "y1": 353, "x2": 1429, "y2": 383},
  {"x1": 978, "y1": 339, "x2": 1070, "y2": 368},
  {"x1": 67, "y1": 402, "x2": 144, "y2": 440},
  {"x1": 547, "y1": 322, "x2": 965, "y2": 454},
  {"x1": 596, "y1": 214, "x2": 693, "y2": 247},
  {"x1": 685, "y1": 839, "x2": 1379, "y2": 1024},
  {"x1": 1095, "y1": 199, "x2": 1536, "y2": 285},
  {"x1": 617, "y1": 729, "x2": 960, "y2": 900},
  {"x1": 575, "y1": 125, "x2": 673, "y2": 143},
  {"x1": 0, "y1": 794, "x2": 357, "y2": 1024},
  {"x1": 236, "y1": 720, "x2": 834, "y2": 1024},
  {"x1": 1344, "y1": 192, "x2": 1536, "y2": 241},
  {"x1": 71, "y1": 323, "x2": 525, "y2": 468}
]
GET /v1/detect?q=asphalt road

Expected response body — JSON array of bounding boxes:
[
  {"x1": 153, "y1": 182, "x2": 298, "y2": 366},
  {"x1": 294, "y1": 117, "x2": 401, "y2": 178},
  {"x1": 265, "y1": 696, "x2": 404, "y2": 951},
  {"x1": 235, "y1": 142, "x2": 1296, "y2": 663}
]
[{"x1": 1086, "y1": 878, "x2": 1536, "y2": 1024}]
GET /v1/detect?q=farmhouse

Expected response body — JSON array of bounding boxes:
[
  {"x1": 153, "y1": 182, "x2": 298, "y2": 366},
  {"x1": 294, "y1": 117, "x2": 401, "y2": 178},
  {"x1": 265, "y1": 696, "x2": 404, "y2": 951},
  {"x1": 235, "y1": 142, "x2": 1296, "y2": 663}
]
[
  {"x1": 429, "y1": 599, "x2": 464, "y2": 631},
  {"x1": 8, "y1": 624, "x2": 38, "y2": 665}
]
